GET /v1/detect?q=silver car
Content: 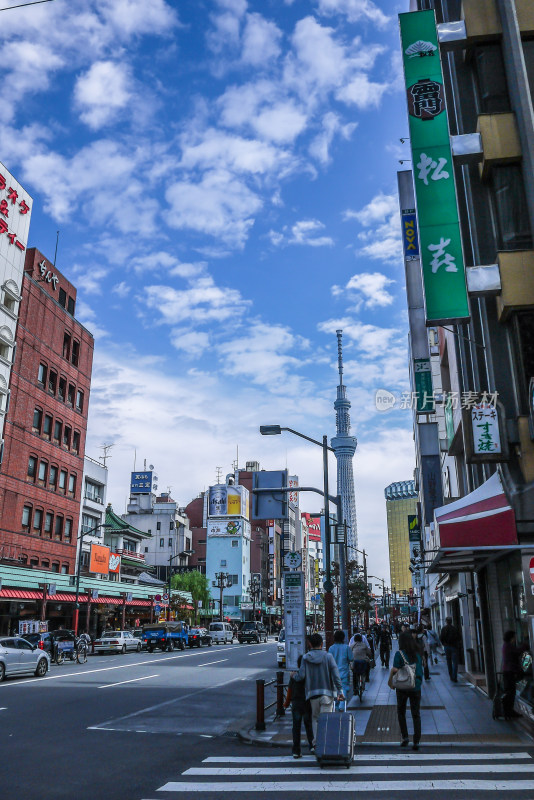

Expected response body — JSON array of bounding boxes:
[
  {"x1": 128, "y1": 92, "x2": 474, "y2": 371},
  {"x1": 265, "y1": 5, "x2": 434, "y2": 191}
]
[
  {"x1": 0, "y1": 636, "x2": 50, "y2": 681},
  {"x1": 93, "y1": 630, "x2": 142, "y2": 654}
]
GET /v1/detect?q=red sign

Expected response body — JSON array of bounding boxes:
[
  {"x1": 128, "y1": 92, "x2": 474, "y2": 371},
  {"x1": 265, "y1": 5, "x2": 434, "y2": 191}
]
[
  {"x1": 89, "y1": 544, "x2": 110, "y2": 575},
  {"x1": 530, "y1": 557, "x2": 534, "y2": 583},
  {"x1": 108, "y1": 552, "x2": 121, "y2": 573},
  {"x1": 302, "y1": 512, "x2": 321, "y2": 542}
]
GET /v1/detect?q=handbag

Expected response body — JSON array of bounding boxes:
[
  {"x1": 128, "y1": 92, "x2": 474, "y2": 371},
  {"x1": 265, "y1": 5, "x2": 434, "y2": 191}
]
[{"x1": 391, "y1": 651, "x2": 416, "y2": 690}]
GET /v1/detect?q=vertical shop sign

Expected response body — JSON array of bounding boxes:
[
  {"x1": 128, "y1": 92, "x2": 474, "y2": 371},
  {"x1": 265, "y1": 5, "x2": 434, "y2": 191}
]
[{"x1": 399, "y1": 10, "x2": 470, "y2": 324}]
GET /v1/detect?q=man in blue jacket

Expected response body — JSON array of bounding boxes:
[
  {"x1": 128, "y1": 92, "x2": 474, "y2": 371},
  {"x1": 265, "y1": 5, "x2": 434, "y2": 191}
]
[{"x1": 293, "y1": 633, "x2": 344, "y2": 739}]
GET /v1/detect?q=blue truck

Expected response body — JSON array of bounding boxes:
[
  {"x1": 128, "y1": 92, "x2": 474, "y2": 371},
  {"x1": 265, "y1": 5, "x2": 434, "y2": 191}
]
[{"x1": 142, "y1": 621, "x2": 188, "y2": 652}]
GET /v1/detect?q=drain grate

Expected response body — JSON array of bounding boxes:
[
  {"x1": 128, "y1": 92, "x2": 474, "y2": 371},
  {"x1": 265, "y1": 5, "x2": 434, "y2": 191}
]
[{"x1": 421, "y1": 705, "x2": 445, "y2": 709}]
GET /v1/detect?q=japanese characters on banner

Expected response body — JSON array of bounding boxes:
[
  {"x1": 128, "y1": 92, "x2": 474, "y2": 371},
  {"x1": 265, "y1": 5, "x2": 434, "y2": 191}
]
[
  {"x1": 0, "y1": 165, "x2": 32, "y2": 271},
  {"x1": 302, "y1": 512, "x2": 321, "y2": 542},
  {"x1": 130, "y1": 471, "x2": 153, "y2": 494},
  {"x1": 399, "y1": 10, "x2": 470, "y2": 324},
  {"x1": 462, "y1": 394, "x2": 508, "y2": 463},
  {"x1": 288, "y1": 475, "x2": 299, "y2": 507}
]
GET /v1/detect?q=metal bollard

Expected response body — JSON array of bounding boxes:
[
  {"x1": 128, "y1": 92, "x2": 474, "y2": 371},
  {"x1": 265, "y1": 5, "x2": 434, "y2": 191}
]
[
  {"x1": 276, "y1": 670, "x2": 285, "y2": 717},
  {"x1": 256, "y1": 678, "x2": 266, "y2": 731}
]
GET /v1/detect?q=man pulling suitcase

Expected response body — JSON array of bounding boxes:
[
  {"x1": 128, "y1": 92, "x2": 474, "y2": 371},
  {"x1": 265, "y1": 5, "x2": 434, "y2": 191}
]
[{"x1": 293, "y1": 633, "x2": 344, "y2": 743}]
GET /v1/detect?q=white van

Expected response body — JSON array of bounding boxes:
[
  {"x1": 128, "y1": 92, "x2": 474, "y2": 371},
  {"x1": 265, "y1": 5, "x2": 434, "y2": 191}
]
[{"x1": 209, "y1": 622, "x2": 234, "y2": 645}]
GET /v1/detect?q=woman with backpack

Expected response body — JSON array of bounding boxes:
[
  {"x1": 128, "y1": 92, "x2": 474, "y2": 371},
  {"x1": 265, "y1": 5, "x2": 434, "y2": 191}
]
[{"x1": 388, "y1": 630, "x2": 423, "y2": 750}]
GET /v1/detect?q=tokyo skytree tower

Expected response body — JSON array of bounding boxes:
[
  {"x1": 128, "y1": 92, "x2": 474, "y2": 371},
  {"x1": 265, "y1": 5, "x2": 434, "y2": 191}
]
[{"x1": 331, "y1": 330, "x2": 358, "y2": 555}]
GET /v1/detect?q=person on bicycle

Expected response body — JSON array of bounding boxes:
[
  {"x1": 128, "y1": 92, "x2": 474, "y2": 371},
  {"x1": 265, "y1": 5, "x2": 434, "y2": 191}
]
[{"x1": 351, "y1": 633, "x2": 372, "y2": 696}]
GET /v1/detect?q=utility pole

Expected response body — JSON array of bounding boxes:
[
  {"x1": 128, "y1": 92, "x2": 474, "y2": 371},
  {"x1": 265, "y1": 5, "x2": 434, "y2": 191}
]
[{"x1": 212, "y1": 572, "x2": 232, "y2": 622}]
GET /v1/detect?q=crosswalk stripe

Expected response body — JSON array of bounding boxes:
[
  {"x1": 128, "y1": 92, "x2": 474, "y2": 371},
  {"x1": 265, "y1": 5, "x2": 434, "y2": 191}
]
[
  {"x1": 202, "y1": 752, "x2": 531, "y2": 763},
  {"x1": 155, "y1": 779, "x2": 534, "y2": 792},
  {"x1": 184, "y1": 763, "x2": 534, "y2": 776}
]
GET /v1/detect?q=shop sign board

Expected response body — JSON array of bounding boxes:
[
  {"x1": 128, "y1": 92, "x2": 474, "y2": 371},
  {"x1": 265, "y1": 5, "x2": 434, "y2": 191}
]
[
  {"x1": 283, "y1": 571, "x2": 306, "y2": 670},
  {"x1": 208, "y1": 484, "x2": 250, "y2": 519},
  {"x1": 462, "y1": 398, "x2": 508, "y2": 463},
  {"x1": 414, "y1": 358, "x2": 434, "y2": 413},
  {"x1": 302, "y1": 512, "x2": 321, "y2": 542},
  {"x1": 131, "y1": 471, "x2": 153, "y2": 494},
  {"x1": 89, "y1": 543, "x2": 110, "y2": 575},
  {"x1": 399, "y1": 10, "x2": 469, "y2": 324}
]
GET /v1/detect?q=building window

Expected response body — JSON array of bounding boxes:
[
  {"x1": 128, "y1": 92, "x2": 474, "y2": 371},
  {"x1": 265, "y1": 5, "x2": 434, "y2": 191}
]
[
  {"x1": 58, "y1": 469, "x2": 67, "y2": 492},
  {"x1": 72, "y1": 431, "x2": 80, "y2": 454},
  {"x1": 58, "y1": 287, "x2": 67, "y2": 308},
  {"x1": 491, "y1": 164, "x2": 533, "y2": 250},
  {"x1": 58, "y1": 377, "x2": 66, "y2": 402},
  {"x1": 33, "y1": 509, "x2": 43, "y2": 533},
  {"x1": 42, "y1": 414, "x2": 52, "y2": 439},
  {"x1": 37, "y1": 460, "x2": 48, "y2": 484},
  {"x1": 44, "y1": 512, "x2": 53, "y2": 536},
  {"x1": 156, "y1": 521, "x2": 161, "y2": 530},
  {"x1": 68, "y1": 473, "x2": 76, "y2": 497},
  {"x1": 473, "y1": 44, "x2": 511, "y2": 114},
  {"x1": 51, "y1": 562, "x2": 59, "y2": 573},
  {"x1": 54, "y1": 515, "x2": 63, "y2": 539},
  {"x1": 37, "y1": 363, "x2": 47, "y2": 386},
  {"x1": 2, "y1": 290, "x2": 16, "y2": 314},
  {"x1": 64, "y1": 519, "x2": 72, "y2": 540},
  {"x1": 168, "y1": 538, "x2": 172, "y2": 547},
  {"x1": 49, "y1": 465, "x2": 58, "y2": 489},
  {"x1": 75, "y1": 390, "x2": 83, "y2": 411},
  {"x1": 61, "y1": 564, "x2": 68, "y2": 574},
  {"x1": 30, "y1": 558, "x2": 39, "y2": 567},
  {"x1": 32, "y1": 408, "x2": 42, "y2": 432},
  {"x1": 169, "y1": 520, "x2": 174, "y2": 530},
  {"x1": 63, "y1": 332, "x2": 71, "y2": 360},
  {"x1": 67, "y1": 296, "x2": 75, "y2": 316},
  {"x1": 27, "y1": 455, "x2": 37, "y2": 479},
  {"x1": 67, "y1": 383, "x2": 75, "y2": 407},
  {"x1": 158, "y1": 537, "x2": 164, "y2": 547},
  {"x1": 144, "y1": 546, "x2": 149, "y2": 553},
  {"x1": 186, "y1": 538, "x2": 191, "y2": 550},
  {"x1": 230, "y1": 575, "x2": 238, "y2": 586},
  {"x1": 63, "y1": 426, "x2": 71, "y2": 449},
  {"x1": 53, "y1": 421, "x2": 62, "y2": 445},
  {"x1": 197, "y1": 539, "x2": 206, "y2": 545},
  {"x1": 71, "y1": 340, "x2": 80, "y2": 366},
  {"x1": 22, "y1": 505, "x2": 31, "y2": 528},
  {"x1": 85, "y1": 480, "x2": 103, "y2": 503},
  {"x1": 231, "y1": 540, "x2": 238, "y2": 547},
  {"x1": 220, "y1": 560, "x2": 227, "y2": 567},
  {"x1": 81, "y1": 513, "x2": 98, "y2": 534},
  {"x1": 48, "y1": 370, "x2": 57, "y2": 395}
]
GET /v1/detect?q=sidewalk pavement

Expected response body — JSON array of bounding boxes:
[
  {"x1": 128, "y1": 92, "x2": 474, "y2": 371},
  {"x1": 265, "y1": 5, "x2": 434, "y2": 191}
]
[{"x1": 239, "y1": 643, "x2": 533, "y2": 748}]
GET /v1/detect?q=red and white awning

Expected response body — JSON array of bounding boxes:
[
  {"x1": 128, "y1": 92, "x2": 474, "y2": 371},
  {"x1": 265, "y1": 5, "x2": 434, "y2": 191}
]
[{"x1": 435, "y1": 471, "x2": 516, "y2": 549}]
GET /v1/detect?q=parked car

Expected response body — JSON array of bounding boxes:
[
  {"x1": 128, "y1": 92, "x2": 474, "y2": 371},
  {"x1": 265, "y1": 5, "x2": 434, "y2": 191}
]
[
  {"x1": 187, "y1": 628, "x2": 212, "y2": 648},
  {"x1": 93, "y1": 630, "x2": 141, "y2": 654},
  {"x1": 25, "y1": 629, "x2": 77, "y2": 660},
  {"x1": 131, "y1": 629, "x2": 147, "y2": 650},
  {"x1": 277, "y1": 628, "x2": 286, "y2": 667},
  {"x1": 238, "y1": 621, "x2": 268, "y2": 644},
  {"x1": 209, "y1": 622, "x2": 234, "y2": 644},
  {"x1": 142, "y1": 621, "x2": 188, "y2": 652},
  {"x1": 0, "y1": 636, "x2": 50, "y2": 681}
]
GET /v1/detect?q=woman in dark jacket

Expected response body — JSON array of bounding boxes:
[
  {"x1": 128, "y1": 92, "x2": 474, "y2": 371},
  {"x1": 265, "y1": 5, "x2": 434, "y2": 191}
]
[
  {"x1": 389, "y1": 631, "x2": 424, "y2": 750},
  {"x1": 502, "y1": 630, "x2": 526, "y2": 719}
]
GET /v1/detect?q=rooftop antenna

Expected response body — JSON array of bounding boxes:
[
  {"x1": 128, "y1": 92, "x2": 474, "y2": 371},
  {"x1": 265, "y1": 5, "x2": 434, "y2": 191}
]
[
  {"x1": 53, "y1": 230, "x2": 60, "y2": 267},
  {"x1": 336, "y1": 329, "x2": 344, "y2": 386},
  {"x1": 215, "y1": 466, "x2": 223, "y2": 483},
  {"x1": 99, "y1": 443, "x2": 114, "y2": 467}
]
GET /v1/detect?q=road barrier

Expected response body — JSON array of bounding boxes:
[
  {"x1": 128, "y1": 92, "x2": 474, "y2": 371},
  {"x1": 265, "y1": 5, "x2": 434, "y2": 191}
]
[{"x1": 255, "y1": 671, "x2": 286, "y2": 731}]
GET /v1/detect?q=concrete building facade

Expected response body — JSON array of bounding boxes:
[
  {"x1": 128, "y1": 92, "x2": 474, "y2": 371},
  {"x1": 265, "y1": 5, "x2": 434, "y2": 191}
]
[{"x1": 384, "y1": 481, "x2": 418, "y2": 594}]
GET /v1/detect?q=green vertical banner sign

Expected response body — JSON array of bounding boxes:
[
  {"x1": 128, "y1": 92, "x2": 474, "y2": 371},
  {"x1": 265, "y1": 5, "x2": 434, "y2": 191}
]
[
  {"x1": 399, "y1": 10, "x2": 470, "y2": 325},
  {"x1": 414, "y1": 357, "x2": 434, "y2": 413}
]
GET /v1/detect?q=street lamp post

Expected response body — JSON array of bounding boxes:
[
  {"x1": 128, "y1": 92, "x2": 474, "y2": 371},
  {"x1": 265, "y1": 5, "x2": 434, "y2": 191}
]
[
  {"x1": 73, "y1": 522, "x2": 112, "y2": 636},
  {"x1": 260, "y1": 425, "x2": 338, "y2": 647},
  {"x1": 167, "y1": 550, "x2": 194, "y2": 621},
  {"x1": 212, "y1": 572, "x2": 232, "y2": 622}
]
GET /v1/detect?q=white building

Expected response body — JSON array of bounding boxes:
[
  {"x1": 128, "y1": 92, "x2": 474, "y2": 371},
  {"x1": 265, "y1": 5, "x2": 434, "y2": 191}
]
[{"x1": 77, "y1": 454, "x2": 108, "y2": 571}]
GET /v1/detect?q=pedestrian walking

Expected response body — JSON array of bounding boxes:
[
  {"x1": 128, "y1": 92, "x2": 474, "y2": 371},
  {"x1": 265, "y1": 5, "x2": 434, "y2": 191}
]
[
  {"x1": 412, "y1": 625, "x2": 430, "y2": 681},
  {"x1": 293, "y1": 632, "x2": 344, "y2": 741},
  {"x1": 440, "y1": 616, "x2": 461, "y2": 682},
  {"x1": 328, "y1": 630, "x2": 354, "y2": 708},
  {"x1": 501, "y1": 630, "x2": 527, "y2": 720},
  {"x1": 377, "y1": 622, "x2": 393, "y2": 668},
  {"x1": 388, "y1": 631, "x2": 423, "y2": 751},
  {"x1": 284, "y1": 655, "x2": 315, "y2": 758},
  {"x1": 426, "y1": 626, "x2": 440, "y2": 664}
]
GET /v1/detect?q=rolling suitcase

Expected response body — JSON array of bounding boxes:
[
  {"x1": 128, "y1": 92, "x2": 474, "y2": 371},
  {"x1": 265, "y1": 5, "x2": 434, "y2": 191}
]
[{"x1": 315, "y1": 703, "x2": 355, "y2": 768}]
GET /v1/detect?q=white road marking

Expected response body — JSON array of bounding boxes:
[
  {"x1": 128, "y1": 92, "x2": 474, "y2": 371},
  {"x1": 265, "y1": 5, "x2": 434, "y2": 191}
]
[
  {"x1": 202, "y1": 752, "x2": 532, "y2": 763},
  {"x1": 155, "y1": 779, "x2": 534, "y2": 792},
  {"x1": 0, "y1": 645, "x2": 239, "y2": 688},
  {"x1": 98, "y1": 674, "x2": 159, "y2": 689},
  {"x1": 197, "y1": 659, "x2": 228, "y2": 667},
  {"x1": 247, "y1": 650, "x2": 268, "y2": 655},
  {"x1": 0, "y1": 707, "x2": 7, "y2": 711},
  {"x1": 184, "y1": 764, "x2": 534, "y2": 776}
]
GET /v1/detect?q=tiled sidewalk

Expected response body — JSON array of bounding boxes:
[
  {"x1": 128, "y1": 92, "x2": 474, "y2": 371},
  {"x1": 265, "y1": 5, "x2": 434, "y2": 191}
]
[{"x1": 240, "y1": 643, "x2": 532, "y2": 747}]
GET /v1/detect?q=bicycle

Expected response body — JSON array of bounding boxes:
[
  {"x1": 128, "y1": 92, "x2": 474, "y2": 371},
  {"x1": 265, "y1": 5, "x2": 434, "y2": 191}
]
[
  {"x1": 352, "y1": 661, "x2": 367, "y2": 702},
  {"x1": 76, "y1": 640, "x2": 88, "y2": 664}
]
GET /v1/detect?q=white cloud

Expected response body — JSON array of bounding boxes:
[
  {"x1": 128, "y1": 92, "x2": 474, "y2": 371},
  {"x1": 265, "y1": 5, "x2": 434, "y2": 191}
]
[
  {"x1": 270, "y1": 219, "x2": 334, "y2": 247},
  {"x1": 344, "y1": 193, "x2": 402, "y2": 263},
  {"x1": 342, "y1": 272, "x2": 395, "y2": 308},
  {"x1": 71, "y1": 265, "x2": 108, "y2": 295},
  {"x1": 242, "y1": 13, "x2": 282, "y2": 65},
  {"x1": 316, "y1": 0, "x2": 389, "y2": 27},
  {"x1": 170, "y1": 328, "x2": 210, "y2": 357},
  {"x1": 74, "y1": 61, "x2": 131, "y2": 129},
  {"x1": 309, "y1": 112, "x2": 356, "y2": 164},
  {"x1": 180, "y1": 129, "x2": 291, "y2": 174},
  {"x1": 318, "y1": 317, "x2": 399, "y2": 354},
  {"x1": 165, "y1": 170, "x2": 262, "y2": 248},
  {"x1": 253, "y1": 103, "x2": 308, "y2": 143},
  {"x1": 336, "y1": 74, "x2": 388, "y2": 109},
  {"x1": 112, "y1": 281, "x2": 131, "y2": 298},
  {"x1": 141, "y1": 276, "x2": 250, "y2": 327}
]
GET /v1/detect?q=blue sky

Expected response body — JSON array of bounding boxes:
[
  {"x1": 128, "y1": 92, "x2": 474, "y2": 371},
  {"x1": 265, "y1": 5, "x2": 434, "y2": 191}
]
[{"x1": 4, "y1": 0, "x2": 416, "y2": 583}]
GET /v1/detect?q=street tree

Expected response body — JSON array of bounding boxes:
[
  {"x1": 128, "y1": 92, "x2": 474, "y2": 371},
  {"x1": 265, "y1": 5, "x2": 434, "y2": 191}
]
[{"x1": 171, "y1": 571, "x2": 211, "y2": 624}]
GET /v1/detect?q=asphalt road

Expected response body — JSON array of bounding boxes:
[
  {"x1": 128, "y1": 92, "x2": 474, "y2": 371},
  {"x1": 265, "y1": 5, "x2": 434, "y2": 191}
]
[
  {"x1": 0, "y1": 638, "x2": 277, "y2": 800},
  {"x1": 2, "y1": 640, "x2": 534, "y2": 799}
]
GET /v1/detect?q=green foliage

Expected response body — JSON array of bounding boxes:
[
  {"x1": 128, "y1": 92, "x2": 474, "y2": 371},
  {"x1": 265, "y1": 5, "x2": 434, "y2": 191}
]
[{"x1": 171, "y1": 571, "x2": 211, "y2": 624}]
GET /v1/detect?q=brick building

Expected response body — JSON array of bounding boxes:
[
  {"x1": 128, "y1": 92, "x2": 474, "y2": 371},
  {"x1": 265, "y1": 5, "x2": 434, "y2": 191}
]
[{"x1": 0, "y1": 247, "x2": 94, "y2": 574}]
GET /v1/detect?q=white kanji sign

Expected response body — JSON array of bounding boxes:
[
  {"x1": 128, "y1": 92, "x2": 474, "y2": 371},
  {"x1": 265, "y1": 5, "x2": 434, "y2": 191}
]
[
  {"x1": 428, "y1": 237, "x2": 458, "y2": 274},
  {"x1": 416, "y1": 153, "x2": 450, "y2": 186}
]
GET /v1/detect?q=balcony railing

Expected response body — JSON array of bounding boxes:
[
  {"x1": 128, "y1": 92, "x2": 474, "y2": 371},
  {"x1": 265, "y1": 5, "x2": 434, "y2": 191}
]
[{"x1": 116, "y1": 548, "x2": 145, "y2": 562}]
